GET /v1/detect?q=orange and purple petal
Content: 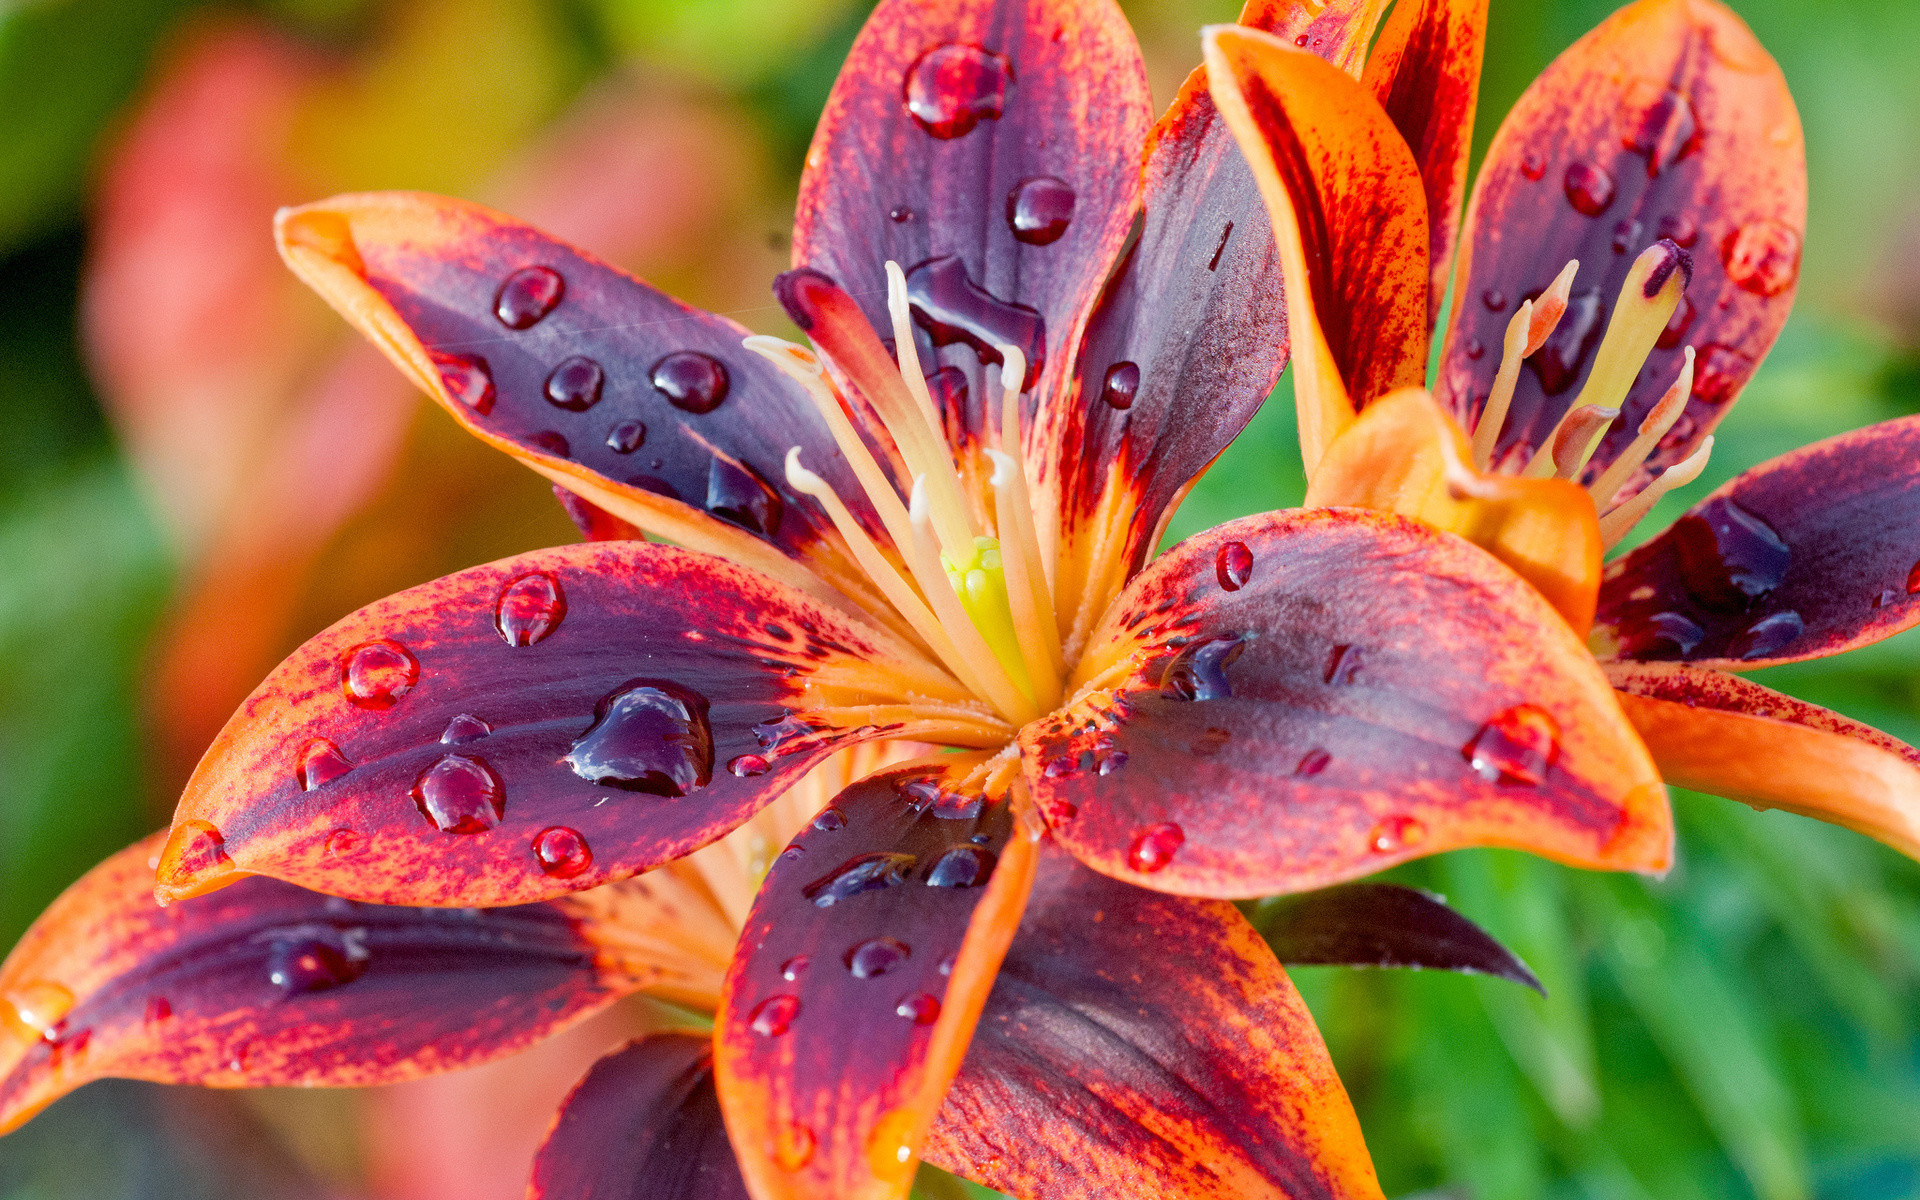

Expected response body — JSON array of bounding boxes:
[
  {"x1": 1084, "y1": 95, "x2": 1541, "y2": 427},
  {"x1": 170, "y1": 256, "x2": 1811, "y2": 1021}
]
[
  {"x1": 529, "y1": 1033, "x2": 751, "y2": 1200},
  {"x1": 159, "y1": 541, "x2": 947, "y2": 909},
  {"x1": 1256, "y1": 882, "x2": 1540, "y2": 991},
  {"x1": 1436, "y1": 0, "x2": 1804, "y2": 492},
  {"x1": 0, "y1": 835, "x2": 655, "y2": 1136},
  {"x1": 1594, "y1": 415, "x2": 1920, "y2": 667},
  {"x1": 1607, "y1": 662, "x2": 1920, "y2": 859},
  {"x1": 923, "y1": 843, "x2": 1384, "y2": 1200},
  {"x1": 712, "y1": 763, "x2": 1037, "y2": 1200},
  {"x1": 1025, "y1": 509, "x2": 1668, "y2": 898}
]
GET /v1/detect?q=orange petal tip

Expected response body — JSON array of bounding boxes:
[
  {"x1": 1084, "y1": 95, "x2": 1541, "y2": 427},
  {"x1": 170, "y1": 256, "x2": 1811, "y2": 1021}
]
[
  {"x1": 274, "y1": 206, "x2": 365, "y2": 277},
  {"x1": 152, "y1": 818, "x2": 251, "y2": 905}
]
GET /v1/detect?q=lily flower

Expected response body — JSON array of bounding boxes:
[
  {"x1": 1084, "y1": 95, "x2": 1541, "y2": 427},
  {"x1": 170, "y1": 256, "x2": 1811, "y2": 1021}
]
[
  {"x1": 5, "y1": 0, "x2": 1674, "y2": 1195},
  {"x1": 1204, "y1": 0, "x2": 1920, "y2": 863}
]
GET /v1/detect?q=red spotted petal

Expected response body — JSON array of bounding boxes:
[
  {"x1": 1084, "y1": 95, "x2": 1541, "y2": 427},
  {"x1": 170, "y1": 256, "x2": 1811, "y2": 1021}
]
[
  {"x1": 1608, "y1": 662, "x2": 1920, "y2": 860},
  {"x1": 792, "y1": 0, "x2": 1151, "y2": 446},
  {"x1": 1594, "y1": 415, "x2": 1920, "y2": 667},
  {"x1": 529, "y1": 1033, "x2": 751, "y2": 1200},
  {"x1": 274, "y1": 192, "x2": 884, "y2": 607},
  {"x1": 158, "y1": 541, "x2": 961, "y2": 908},
  {"x1": 0, "y1": 834, "x2": 674, "y2": 1136},
  {"x1": 923, "y1": 842, "x2": 1384, "y2": 1200},
  {"x1": 1025, "y1": 509, "x2": 1668, "y2": 897},
  {"x1": 712, "y1": 763, "x2": 1038, "y2": 1200},
  {"x1": 1254, "y1": 882, "x2": 1541, "y2": 991},
  {"x1": 1436, "y1": 0, "x2": 1805, "y2": 493},
  {"x1": 1051, "y1": 0, "x2": 1388, "y2": 629}
]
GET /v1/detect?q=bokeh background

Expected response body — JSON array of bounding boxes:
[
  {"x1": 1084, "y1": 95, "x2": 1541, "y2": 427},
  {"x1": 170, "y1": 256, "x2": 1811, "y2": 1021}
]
[{"x1": 3, "y1": 0, "x2": 1918, "y2": 1197}]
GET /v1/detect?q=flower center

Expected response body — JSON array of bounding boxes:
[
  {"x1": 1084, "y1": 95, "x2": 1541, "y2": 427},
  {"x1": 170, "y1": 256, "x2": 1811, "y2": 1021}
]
[
  {"x1": 746, "y1": 263, "x2": 1066, "y2": 726},
  {"x1": 1465, "y1": 238, "x2": 1713, "y2": 547}
]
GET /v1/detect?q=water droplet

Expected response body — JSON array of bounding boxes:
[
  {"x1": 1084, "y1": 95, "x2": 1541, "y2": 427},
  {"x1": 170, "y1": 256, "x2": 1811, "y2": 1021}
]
[
  {"x1": 1520, "y1": 152, "x2": 1547, "y2": 181},
  {"x1": 706, "y1": 458, "x2": 783, "y2": 536},
  {"x1": 433, "y1": 354, "x2": 495, "y2": 415},
  {"x1": 651, "y1": 351, "x2": 729, "y2": 413},
  {"x1": 494, "y1": 266, "x2": 564, "y2": 329},
  {"x1": 144, "y1": 996, "x2": 172, "y2": 1027},
  {"x1": 753, "y1": 713, "x2": 814, "y2": 753},
  {"x1": 1618, "y1": 610, "x2": 1705, "y2": 659},
  {"x1": 780, "y1": 955, "x2": 810, "y2": 982},
  {"x1": 774, "y1": 1122, "x2": 816, "y2": 1171},
  {"x1": 1127, "y1": 823, "x2": 1184, "y2": 873},
  {"x1": 543, "y1": 356, "x2": 604, "y2": 411},
  {"x1": 1296, "y1": 748, "x2": 1330, "y2": 776},
  {"x1": 1722, "y1": 220, "x2": 1802, "y2": 297},
  {"x1": 749, "y1": 994, "x2": 800, "y2": 1036},
  {"x1": 1483, "y1": 289, "x2": 1507, "y2": 312},
  {"x1": 606, "y1": 420, "x2": 646, "y2": 454},
  {"x1": 866, "y1": 1107, "x2": 919, "y2": 1181},
  {"x1": 1562, "y1": 161, "x2": 1615, "y2": 216},
  {"x1": 441, "y1": 713, "x2": 491, "y2": 744},
  {"x1": 846, "y1": 937, "x2": 911, "y2": 979},
  {"x1": 1624, "y1": 86, "x2": 1698, "y2": 176},
  {"x1": 1323, "y1": 643, "x2": 1363, "y2": 686},
  {"x1": 297, "y1": 738, "x2": 352, "y2": 790},
  {"x1": 532, "y1": 826, "x2": 593, "y2": 877},
  {"x1": 1671, "y1": 495, "x2": 1790, "y2": 609},
  {"x1": 1160, "y1": 634, "x2": 1246, "y2": 701},
  {"x1": 1730, "y1": 610, "x2": 1804, "y2": 660},
  {"x1": 528, "y1": 430, "x2": 570, "y2": 459},
  {"x1": 1690, "y1": 342, "x2": 1753, "y2": 406},
  {"x1": 164, "y1": 819, "x2": 231, "y2": 880},
  {"x1": 903, "y1": 44, "x2": 1014, "y2": 138},
  {"x1": 1874, "y1": 589, "x2": 1899, "y2": 609},
  {"x1": 1531, "y1": 288, "x2": 1604, "y2": 394},
  {"x1": 564, "y1": 682, "x2": 714, "y2": 796},
  {"x1": 325, "y1": 828, "x2": 363, "y2": 857},
  {"x1": 805, "y1": 853, "x2": 917, "y2": 906},
  {"x1": 926, "y1": 845, "x2": 996, "y2": 888},
  {"x1": 1097, "y1": 749, "x2": 1129, "y2": 775},
  {"x1": 341, "y1": 639, "x2": 418, "y2": 709},
  {"x1": 1208, "y1": 221, "x2": 1234, "y2": 270},
  {"x1": 1657, "y1": 213, "x2": 1699, "y2": 247},
  {"x1": 266, "y1": 930, "x2": 368, "y2": 995},
  {"x1": 1216, "y1": 541, "x2": 1253, "y2": 591},
  {"x1": 495, "y1": 572, "x2": 566, "y2": 647},
  {"x1": 1, "y1": 982, "x2": 74, "y2": 1039},
  {"x1": 1464, "y1": 338, "x2": 1485, "y2": 360},
  {"x1": 904, "y1": 256, "x2": 1044, "y2": 389},
  {"x1": 412, "y1": 754, "x2": 505, "y2": 833},
  {"x1": 1293, "y1": 32, "x2": 1309, "y2": 45},
  {"x1": 1007, "y1": 176, "x2": 1074, "y2": 245},
  {"x1": 1100, "y1": 361, "x2": 1140, "y2": 410},
  {"x1": 1369, "y1": 814, "x2": 1428, "y2": 853},
  {"x1": 729, "y1": 754, "x2": 771, "y2": 777},
  {"x1": 889, "y1": 206, "x2": 914, "y2": 223},
  {"x1": 896, "y1": 993, "x2": 942, "y2": 1023},
  {"x1": 1909, "y1": 560, "x2": 1920, "y2": 594},
  {"x1": 812, "y1": 807, "x2": 846, "y2": 832},
  {"x1": 1657, "y1": 295, "x2": 1696, "y2": 350},
  {"x1": 1463, "y1": 704, "x2": 1561, "y2": 785},
  {"x1": 1612, "y1": 218, "x2": 1644, "y2": 254}
]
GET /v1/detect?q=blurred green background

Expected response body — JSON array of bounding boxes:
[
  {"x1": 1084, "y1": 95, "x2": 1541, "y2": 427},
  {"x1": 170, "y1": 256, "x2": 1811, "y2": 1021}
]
[{"x1": 2, "y1": 0, "x2": 1918, "y2": 1197}]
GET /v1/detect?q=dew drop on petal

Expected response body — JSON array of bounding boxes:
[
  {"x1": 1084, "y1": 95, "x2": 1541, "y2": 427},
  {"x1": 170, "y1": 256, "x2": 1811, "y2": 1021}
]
[
  {"x1": 494, "y1": 265, "x2": 564, "y2": 329},
  {"x1": 543, "y1": 356, "x2": 604, "y2": 411},
  {"x1": 433, "y1": 354, "x2": 495, "y2": 415},
  {"x1": 266, "y1": 930, "x2": 368, "y2": 996},
  {"x1": 889, "y1": 206, "x2": 914, "y2": 223},
  {"x1": 1463, "y1": 704, "x2": 1561, "y2": 785},
  {"x1": 564, "y1": 682, "x2": 714, "y2": 796},
  {"x1": 1617, "y1": 610, "x2": 1705, "y2": 659},
  {"x1": 342, "y1": 639, "x2": 418, "y2": 709},
  {"x1": 905, "y1": 256, "x2": 1046, "y2": 388},
  {"x1": 846, "y1": 937, "x2": 911, "y2": 979},
  {"x1": 780, "y1": 955, "x2": 810, "y2": 982},
  {"x1": 925, "y1": 845, "x2": 995, "y2": 888},
  {"x1": 1690, "y1": 343, "x2": 1754, "y2": 407},
  {"x1": 1159, "y1": 635, "x2": 1246, "y2": 701},
  {"x1": 144, "y1": 996, "x2": 172, "y2": 1027},
  {"x1": 1624, "y1": 85, "x2": 1698, "y2": 176},
  {"x1": 1126, "y1": 822, "x2": 1184, "y2": 873},
  {"x1": 1216, "y1": 541, "x2": 1253, "y2": 591},
  {"x1": 1099, "y1": 361, "x2": 1140, "y2": 410},
  {"x1": 805, "y1": 853, "x2": 917, "y2": 907},
  {"x1": 705, "y1": 458, "x2": 783, "y2": 536},
  {"x1": 441, "y1": 713, "x2": 491, "y2": 744},
  {"x1": 1562, "y1": 161, "x2": 1616, "y2": 217},
  {"x1": 297, "y1": 738, "x2": 352, "y2": 790},
  {"x1": 1520, "y1": 152, "x2": 1547, "y2": 181},
  {"x1": 532, "y1": 826, "x2": 593, "y2": 877},
  {"x1": 1730, "y1": 610, "x2": 1804, "y2": 660},
  {"x1": 1671, "y1": 496, "x2": 1790, "y2": 609},
  {"x1": 812, "y1": 807, "x2": 846, "y2": 832},
  {"x1": 896, "y1": 993, "x2": 942, "y2": 1024},
  {"x1": 163, "y1": 819, "x2": 231, "y2": 880},
  {"x1": 1531, "y1": 289, "x2": 1605, "y2": 394},
  {"x1": 1721, "y1": 220, "x2": 1802, "y2": 297},
  {"x1": 1369, "y1": 814, "x2": 1429, "y2": 853},
  {"x1": 1323, "y1": 643, "x2": 1363, "y2": 686},
  {"x1": 606, "y1": 420, "x2": 646, "y2": 454},
  {"x1": 1483, "y1": 289, "x2": 1507, "y2": 312},
  {"x1": 1657, "y1": 295, "x2": 1696, "y2": 350},
  {"x1": 1007, "y1": 175, "x2": 1074, "y2": 245},
  {"x1": 495, "y1": 572, "x2": 566, "y2": 647},
  {"x1": 1908, "y1": 559, "x2": 1920, "y2": 595},
  {"x1": 866, "y1": 1108, "x2": 918, "y2": 1181},
  {"x1": 903, "y1": 44, "x2": 1013, "y2": 139},
  {"x1": 1296, "y1": 748, "x2": 1331, "y2": 776},
  {"x1": 774, "y1": 1122, "x2": 816, "y2": 1171},
  {"x1": 749, "y1": 994, "x2": 800, "y2": 1037},
  {"x1": 1657, "y1": 213, "x2": 1699, "y2": 247},
  {"x1": 729, "y1": 754, "x2": 771, "y2": 777},
  {"x1": 528, "y1": 431, "x2": 570, "y2": 459},
  {"x1": 412, "y1": 754, "x2": 506, "y2": 834},
  {"x1": 325, "y1": 828, "x2": 364, "y2": 857},
  {"x1": 650, "y1": 351, "x2": 729, "y2": 413},
  {"x1": 1, "y1": 982, "x2": 75, "y2": 1040}
]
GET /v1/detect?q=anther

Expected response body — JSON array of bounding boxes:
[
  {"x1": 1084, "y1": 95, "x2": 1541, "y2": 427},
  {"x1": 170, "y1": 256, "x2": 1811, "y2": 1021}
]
[
  {"x1": 1525, "y1": 259, "x2": 1580, "y2": 357},
  {"x1": 1547, "y1": 404, "x2": 1621, "y2": 480},
  {"x1": 1566, "y1": 239, "x2": 1690, "y2": 418}
]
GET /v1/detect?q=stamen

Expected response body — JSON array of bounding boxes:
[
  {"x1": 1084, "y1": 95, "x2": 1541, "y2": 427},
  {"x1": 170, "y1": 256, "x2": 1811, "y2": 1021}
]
[
  {"x1": 1522, "y1": 403, "x2": 1619, "y2": 479},
  {"x1": 1588, "y1": 346, "x2": 1696, "y2": 510},
  {"x1": 989, "y1": 449, "x2": 1065, "y2": 706},
  {"x1": 883, "y1": 261, "x2": 976, "y2": 559},
  {"x1": 1470, "y1": 299, "x2": 1535, "y2": 470},
  {"x1": 1567, "y1": 239, "x2": 1690, "y2": 418},
  {"x1": 1598, "y1": 435, "x2": 1714, "y2": 548},
  {"x1": 905, "y1": 478, "x2": 1039, "y2": 723},
  {"x1": 1526, "y1": 259, "x2": 1580, "y2": 357},
  {"x1": 989, "y1": 345, "x2": 1064, "y2": 677}
]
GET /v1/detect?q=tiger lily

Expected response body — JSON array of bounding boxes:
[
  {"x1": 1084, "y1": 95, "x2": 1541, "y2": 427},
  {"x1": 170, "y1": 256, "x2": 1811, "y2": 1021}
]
[
  {"x1": 3, "y1": 0, "x2": 1674, "y2": 1196},
  {"x1": 1205, "y1": 0, "x2": 1920, "y2": 863}
]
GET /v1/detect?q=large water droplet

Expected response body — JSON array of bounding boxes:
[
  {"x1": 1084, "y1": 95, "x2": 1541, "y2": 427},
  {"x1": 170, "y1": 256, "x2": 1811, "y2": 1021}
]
[
  {"x1": 706, "y1": 458, "x2": 783, "y2": 536},
  {"x1": 1618, "y1": 610, "x2": 1706, "y2": 659},
  {"x1": 495, "y1": 572, "x2": 566, "y2": 647},
  {"x1": 1531, "y1": 288, "x2": 1604, "y2": 394},
  {"x1": 412, "y1": 754, "x2": 505, "y2": 833},
  {"x1": 1730, "y1": 610, "x2": 1803, "y2": 660},
  {"x1": 495, "y1": 266, "x2": 564, "y2": 329},
  {"x1": 1100, "y1": 361, "x2": 1139, "y2": 410},
  {"x1": 846, "y1": 937, "x2": 911, "y2": 979},
  {"x1": 342, "y1": 639, "x2": 418, "y2": 709},
  {"x1": 441, "y1": 713, "x2": 491, "y2": 744},
  {"x1": 1562, "y1": 162, "x2": 1616, "y2": 216},
  {"x1": 1127, "y1": 823, "x2": 1184, "y2": 873},
  {"x1": 729, "y1": 753, "x2": 770, "y2": 778},
  {"x1": 564, "y1": 682, "x2": 714, "y2": 796},
  {"x1": 1007, "y1": 175, "x2": 1074, "y2": 245},
  {"x1": 606, "y1": 420, "x2": 646, "y2": 454},
  {"x1": 1159, "y1": 635, "x2": 1246, "y2": 701},
  {"x1": 1, "y1": 982, "x2": 75, "y2": 1039},
  {"x1": 651, "y1": 351, "x2": 729, "y2": 413},
  {"x1": 896, "y1": 993, "x2": 942, "y2": 1024},
  {"x1": 749, "y1": 994, "x2": 800, "y2": 1036},
  {"x1": 774, "y1": 1122, "x2": 816, "y2": 1171},
  {"x1": 904, "y1": 256, "x2": 1045, "y2": 389},
  {"x1": 1671, "y1": 495, "x2": 1790, "y2": 609},
  {"x1": 1722, "y1": 220, "x2": 1802, "y2": 297},
  {"x1": 298, "y1": 738, "x2": 352, "y2": 791},
  {"x1": 780, "y1": 955, "x2": 810, "y2": 982},
  {"x1": 805, "y1": 852, "x2": 917, "y2": 906},
  {"x1": 1909, "y1": 559, "x2": 1920, "y2": 595},
  {"x1": 812, "y1": 807, "x2": 846, "y2": 832},
  {"x1": 533, "y1": 826, "x2": 593, "y2": 877},
  {"x1": 434, "y1": 354, "x2": 495, "y2": 415},
  {"x1": 1216, "y1": 541, "x2": 1253, "y2": 591},
  {"x1": 1624, "y1": 85, "x2": 1698, "y2": 176},
  {"x1": 926, "y1": 845, "x2": 996, "y2": 888},
  {"x1": 544, "y1": 356, "x2": 604, "y2": 411},
  {"x1": 1463, "y1": 704, "x2": 1561, "y2": 785},
  {"x1": 903, "y1": 44, "x2": 1014, "y2": 139},
  {"x1": 1690, "y1": 342, "x2": 1753, "y2": 407},
  {"x1": 266, "y1": 929, "x2": 369, "y2": 996}
]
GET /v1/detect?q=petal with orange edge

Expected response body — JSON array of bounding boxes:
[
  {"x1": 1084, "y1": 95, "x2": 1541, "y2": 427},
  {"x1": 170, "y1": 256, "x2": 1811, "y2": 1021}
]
[
  {"x1": 1304, "y1": 388, "x2": 1602, "y2": 630},
  {"x1": 1050, "y1": 0, "x2": 1388, "y2": 632},
  {"x1": 1202, "y1": 24, "x2": 1429, "y2": 475},
  {"x1": 922, "y1": 842, "x2": 1383, "y2": 1200},
  {"x1": 161, "y1": 540, "x2": 976, "y2": 909},
  {"x1": 529, "y1": 1033, "x2": 751, "y2": 1200},
  {"x1": 0, "y1": 834, "x2": 694, "y2": 1137},
  {"x1": 274, "y1": 191, "x2": 880, "y2": 608},
  {"x1": 712, "y1": 763, "x2": 1038, "y2": 1200},
  {"x1": 1361, "y1": 0, "x2": 1488, "y2": 325},
  {"x1": 1255, "y1": 882, "x2": 1541, "y2": 991},
  {"x1": 1593, "y1": 415, "x2": 1920, "y2": 667},
  {"x1": 1435, "y1": 0, "x2": 1805, "y2": 495},
  {"x1": 1025, "y1": 509, "x2": 1668, "y2": 898},
  {"x1": 1607, "y1": 662, "x2": 1920, "y2": 860},
  {"x1": 792, "y1": 0, "x2": 1150, "y2": 443}
]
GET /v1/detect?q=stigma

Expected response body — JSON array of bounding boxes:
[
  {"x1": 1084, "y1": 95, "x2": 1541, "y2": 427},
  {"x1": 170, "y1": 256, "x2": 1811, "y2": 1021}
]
[{"x1": 746, "y1": 263, "x2": 1065, "y2": 725}]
